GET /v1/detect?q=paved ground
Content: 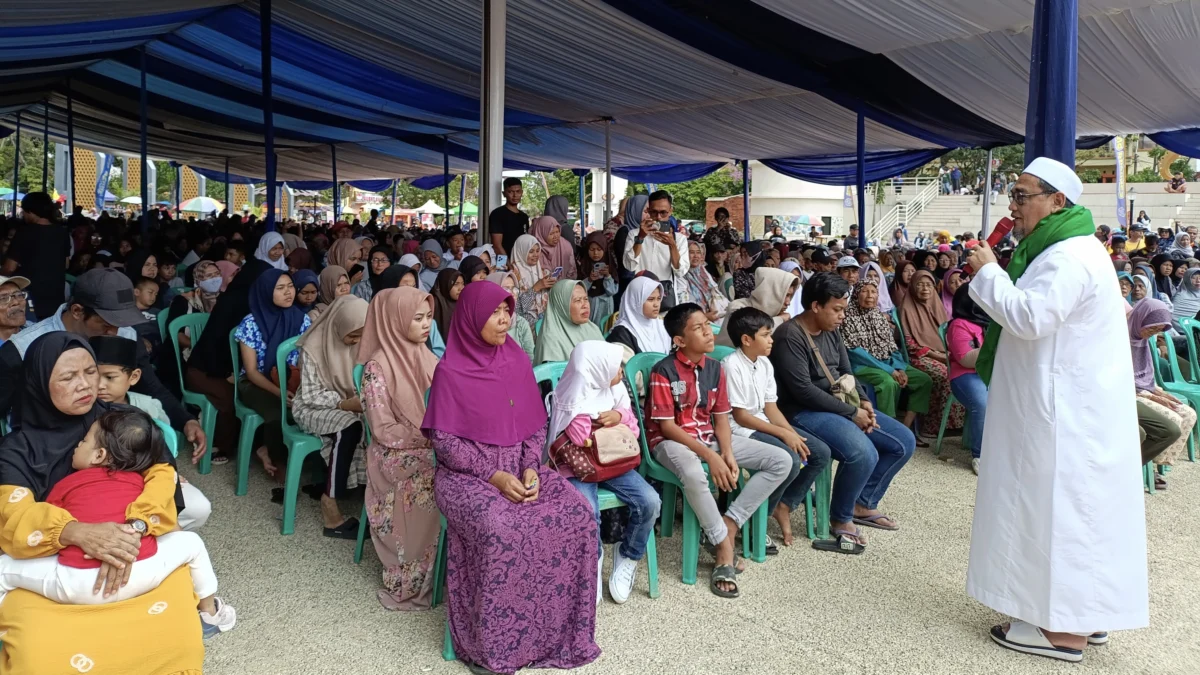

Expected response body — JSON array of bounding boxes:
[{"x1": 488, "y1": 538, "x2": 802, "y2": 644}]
[{"x1": 191, "y1": 437, "x2": 1200, "y2": 675}]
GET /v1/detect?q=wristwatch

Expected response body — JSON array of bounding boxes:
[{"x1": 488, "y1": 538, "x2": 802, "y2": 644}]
[
  {"x1": 127, "y1": 519, "x2": 148, "y2": 536},
  {"x1": 635, "y1": 236, "x2": 645, "y2": 245}
]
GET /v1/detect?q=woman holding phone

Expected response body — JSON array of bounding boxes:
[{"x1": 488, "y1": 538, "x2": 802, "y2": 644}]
[
  {"x1": 578, "y1": 232, "x2": 618, "y2": 325},
  {"x1": 510, "y1": 234, "x2": 555, "y2": 324}
]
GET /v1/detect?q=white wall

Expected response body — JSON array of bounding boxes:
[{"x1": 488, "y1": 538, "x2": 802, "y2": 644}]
[{"x1": 749, "y1": 161, "x2": 845, "y2": 238}]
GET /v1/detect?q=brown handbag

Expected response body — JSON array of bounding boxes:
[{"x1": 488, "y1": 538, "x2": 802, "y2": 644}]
[
  {"x1": 549, "y1": 421, "x2": 641, "y2": 482},
  {"x1": 802, "y1": 327, "x2": 861, "y2": 408}
]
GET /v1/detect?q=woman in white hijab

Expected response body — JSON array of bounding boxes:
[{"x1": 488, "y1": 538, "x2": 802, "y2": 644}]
[
  {"x1": 255, "y1": 231, "x2": 289, "y2": 271},
  {"x1": 607, "y1": 276, "x2": 671, "y2": 355},
  {"x1": 510, "y1": 234, "x2": 553, "y2": 322},
  {"x1": 779, "y1": 260, "x2": 805, "y2": 318},
  {"x1": 715, "y1": 267, "x2": 799, "y2": 347},
  {"x1": 469, "y1": 245, "x2": 496, "y2": 273},
  {"x1": 547, "y1": 340, "x2": 660, "y2": 604},
  {"x1": 858, "y1": 261, "x2": 894, "y2": 313}
]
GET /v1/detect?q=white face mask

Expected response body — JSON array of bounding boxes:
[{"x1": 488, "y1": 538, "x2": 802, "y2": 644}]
[{"x1": 197, "y1": 277, "x2": 223, "y2": 294}]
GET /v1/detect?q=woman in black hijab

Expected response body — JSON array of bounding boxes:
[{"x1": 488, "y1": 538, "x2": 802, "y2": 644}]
[
  {"x1": 0, "y1": 333, "x2": 178, "y2": 583},
  {"x1": 184, "y1": 258, "x2": 271, "y2": 462},
  {"x1": 457, "y1": 255, "x2": 488, "y2": 284},
  {"x1": 374, "y1": 264, "x2": 418, "y2": 291},
  {"x1": 1150, "y1": 253, "x2": 1177, "y2": 301}
]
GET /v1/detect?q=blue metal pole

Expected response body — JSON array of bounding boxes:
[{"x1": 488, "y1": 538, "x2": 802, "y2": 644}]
[
  {"x1": 331, "y1": 144, "x2": 339, "y2": 223},
  {"x1": 578, "y1": 174, "x2": 585, "y2": 234},
  {"x1": 443, "y1": 138, "x2": 451, "y2": 227},
  {"x1": 41, "y1": 100, "x2": 48, "y2": 192},
  {"x1": 67, "y1": 82, "x2": 75, "y2": 213},
  {"x1": 224, "y1": 158, "x2": 231, "y2": 213},
  {"x1": 458, "y1": 175, "x2": 466, "y2": 227},
  {"x1": 139, "y1": 47, "x2": 149, "y2": 234},
  {"x1": 11, "y1": 112, "x2": 19, "y2": 216},
  {"x1": 741, "y1": 159, "x2": 750, "y2": 241},
  {"x1": 856, "y1": 111, "x2": 866, "y2": 250},
  {"x1": 261, "y1": 0, "x2": 277, "y2": 230},
  {"x1": 175, "y1": 166, "x2": 181, "y2": 219},
  {"x1": 1024, "y1": 0, "x2": 1078, "y2": 167},
  {"x1": 390, "y1": 178, "x2": 398, "y2": 227}
]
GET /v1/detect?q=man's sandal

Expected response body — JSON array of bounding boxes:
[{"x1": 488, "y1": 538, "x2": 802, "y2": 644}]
[
  {"x1": 989, "y1": 621, "x2": 1084, "y2": 663},
  {"x1": 811, "y1": 527, "x2": 866, "y2": 555},
  {"x1": 710, "y1": 564, "x2": 739, "y2": 598}
]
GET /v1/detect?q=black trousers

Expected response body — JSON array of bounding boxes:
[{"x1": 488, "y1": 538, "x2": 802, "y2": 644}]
[{"x1": 324, "y1": 421, "x2": 363, "y2": 499}]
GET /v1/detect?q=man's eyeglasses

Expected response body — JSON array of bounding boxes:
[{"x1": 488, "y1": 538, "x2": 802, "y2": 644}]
[
  {"x1": 647, "y1": 208, "x2": 672, "y2": 218},
  {"x1": 1008, "y1": 188, "x2": 1056, "y2": 206},
  {"x1": 0, "y1": 291, "x2": 28, "y2": 306}
]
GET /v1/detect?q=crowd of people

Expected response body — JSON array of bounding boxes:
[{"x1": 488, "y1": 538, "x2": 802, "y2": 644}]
[{"x1": 0, "y1": 160, "x2": 1184, "y2": 672}]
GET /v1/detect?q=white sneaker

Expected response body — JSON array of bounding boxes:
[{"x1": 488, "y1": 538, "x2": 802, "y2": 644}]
[
  {"x1": 607, "y1": 549, "x2": 638, "y2": 605},
  {"x1": 971, "y1": 458, "x2": 980, "y2": 476},
  {"x1": 596, "y1": 549, "x2": 604, "y2": 606},
  {"x1": 200, "y1": 597, "x2": 237, "y2": 639}
]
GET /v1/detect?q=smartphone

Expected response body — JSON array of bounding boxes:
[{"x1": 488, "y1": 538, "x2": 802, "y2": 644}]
[
  {"x1": 594, "y1": 262, "x2": 607, "y2": 272},
  {"x1": 495, "y1": 254, "x2": 508, "y2": 269},
  {"x1": 551, "y1": 266, "x2": 563, "y2": 278}
]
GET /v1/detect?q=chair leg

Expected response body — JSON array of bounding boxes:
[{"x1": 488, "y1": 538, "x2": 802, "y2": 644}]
[
  {"x1": 234, "y1": 418, "x2": 260, "y2": 497},
  {"x1": 804, "y1": 490, "x2": 816, "y2": 541},
  {"x1": 432, "y1": 520, "x2": 448, "y2": 608},
  {"x1": 1144, "y1": 462, "x2": 1155, "y2": 493},
  {"x1": 815, "y1": 463, "x2": 833, "y2": 539},
  {"x1": 279, "y1": 447, "x2": 309, "y2": 536},
  {"x1": 681, "y1": 499, "x2": 700, "y2": 586},
  {"x1": 645, "y1": 530, "x2": 660, "y2": 599},
  {"x1": 934, "y1": 397, "x2": 954, "y2": 456},
  {"x1": 354, "y1": 502, "x2": 369, "y2": 564},
  {"x1": 196, "y1": 402, "x2": 217, "y2": 475},
  {"x1": 659, "y1": 483, "x2": 677, "y2": 538},
  {"x1": 442, "y1": 616, "x2": 456, "y2": 661},
  {"x1": 750, "y1": 501, "x2": 767, "y2": 563}
]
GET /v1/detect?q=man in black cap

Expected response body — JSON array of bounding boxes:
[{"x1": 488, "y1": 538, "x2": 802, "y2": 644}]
[
  {"x1": 809, "y1": 247, "x2": 835, "y2": 274},
  {"x1": 1, "y1": 191, "x2": 71, "y2": 320},
  {"x1": 0, "y1": 269, "x2": 208, "y2": 470}
]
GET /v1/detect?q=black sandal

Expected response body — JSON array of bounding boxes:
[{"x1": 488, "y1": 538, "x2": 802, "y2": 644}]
[
  {"x1": 710, "y1": 564, "x2": 740, "y2": 598},
  {"x1": 811, "y1": 527, "x2": 866, "y2": 555},
  {"x1": 323, "y1": 517, "x2": 360, "y2": 540}
]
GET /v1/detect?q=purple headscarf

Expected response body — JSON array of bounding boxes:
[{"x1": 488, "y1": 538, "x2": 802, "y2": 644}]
[
  {"x1": 421, "y1": 280, "x2": 547, "y2": 445},
  {"x1": 1128, "y1": 298, "x2": 1172, "y2": 393},
  {"x1": 941, "y1": 267, "x2": 965, "y2": 318}
]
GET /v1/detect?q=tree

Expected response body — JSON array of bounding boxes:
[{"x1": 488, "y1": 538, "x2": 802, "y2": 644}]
[
  {"x1": 0, "y1": 135, "x2": 55, "y2": 195},
  {"x1": 1169, "y1": 157, "x2": 1194, "y2": 177},
  {"x1": 624, "y1": 166, "x2": 742, "y2": 220},
  {"x1": 1149, "y1": 147, "x2": 1167, "y2": 173}
]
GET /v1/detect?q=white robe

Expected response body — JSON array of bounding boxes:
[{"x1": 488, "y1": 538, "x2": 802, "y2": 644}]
[{"x1": 966, "y1": 234, "x2": 1148, "y2": 633}]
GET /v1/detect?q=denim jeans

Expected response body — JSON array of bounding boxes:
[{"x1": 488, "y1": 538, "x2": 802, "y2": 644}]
[
  {"x1": 749, "y1": 430, "x2": 831, "y2": 514},
  {"x1": 789, "y1": 410, "x2": 916, "y2": 525},
  {"x1": 950, "y1": 373, "x2": 988, "y2": 459},
  {"x1": 568, "y1": 470, "x2": 661, "y2": 561}
]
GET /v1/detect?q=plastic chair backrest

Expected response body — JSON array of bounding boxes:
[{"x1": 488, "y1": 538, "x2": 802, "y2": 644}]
[
  {"x1": 354, "y1": 363, "x2": 370, "y2": 445},
  {"x1": 534, "y1": 315, "x2": 544, "y2": 335},
  {"x1": 229, "y1": 328, "x2": 251, "y2": 412},
  {"x1": 153, "y1": 418, "x2": 178, "y2": 458},
  {"x1": 1150, "y1": 336, "x2": 1167, "y2": 388},
  {"x1": 709, "y1": 345, "x2": 736, "y2": 362},
  {"x1": 938, "y1": 322, "x2": 949, "y2": 351},
  {"x1": 533, "y1": 360, "x2": 568, "y2": 414},
  {"x1": 623, "y1": 351, "x2": 668, "y2": 471},
  {"x1": 891, "y1": 308, "x2": 909, "y2": 364},
  {"x1": 276, "y1": 335, "x2": 303, "y2": 434},
  {"x1": 423, "y1": 387, "x2": 434, "y2": 467},
  {"x1": 168, "y1": 312, "x2": 209, "y2": 393},
  {"x1": 1180, "y1": 317, "x2": 1200, "y2": 380},
  {"x1": 1158, "y1": 331, "x2": 1189, "y2": 384},
  {"x1": 157, "y1": 310, "x2": 170, "y2": 342}
]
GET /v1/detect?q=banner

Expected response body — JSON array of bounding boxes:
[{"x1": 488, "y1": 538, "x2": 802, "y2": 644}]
[
  {"x1": 95, "y1": 153, "x2": 113, "y2": 211},
  {"x1": 1113, "y1": 137, "x2": 1127, "y2": 231},
  {"x1": 843, "y1": 185, "x2": 854, "y2": 208}
]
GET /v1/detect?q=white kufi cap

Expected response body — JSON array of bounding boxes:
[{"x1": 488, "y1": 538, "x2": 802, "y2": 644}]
[{"x1": 1022, "y1": 157, "x2": 1083, "y2": 203}]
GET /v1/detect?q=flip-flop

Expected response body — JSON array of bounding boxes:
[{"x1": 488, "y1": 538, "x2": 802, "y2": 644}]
[
  {"x1": 323, "y1": 517, "x2": 360, "y2": 540},
  {"x1": 989, "y1": 621, "x2": 1083, "y2": 663},
  {"x1": 1088, "y1": 632, "x2": 1109, "y2": 645},
  {"x1": 709, "y1": 564, "x2": 739, "y2": 598},
  {"x1": 853, "y1": 513, "x2": 899, "y2": 531},
  {"x1": 811, "y1": 528, "x2": 865, "y2": 555}
]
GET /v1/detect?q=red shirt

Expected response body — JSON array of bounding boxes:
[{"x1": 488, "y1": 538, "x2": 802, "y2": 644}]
[
  {"x1": 46, "y1": 468, "x2": 157, "y2": 569},
  {"x1": 645, "y1": 351, "x2": 731, "y2": 448}
]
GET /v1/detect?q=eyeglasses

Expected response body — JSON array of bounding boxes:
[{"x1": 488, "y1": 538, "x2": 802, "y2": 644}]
[
  {"x1": 0, "y1": 291, "x2": 27, "y2": 305},
  {"x1": 647, "y1": 208, "x2": 672, "y2": 218},
  {"x1": 1008, "y1": 188, "x2": 1056, "y2": 206}
]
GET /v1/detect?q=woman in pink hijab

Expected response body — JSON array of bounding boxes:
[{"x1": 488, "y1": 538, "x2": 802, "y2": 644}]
[{"x1": 531, "y1": 215, "x2": 578, "y2": 280}]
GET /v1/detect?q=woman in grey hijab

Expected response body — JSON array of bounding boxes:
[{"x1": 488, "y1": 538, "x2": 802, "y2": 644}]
[
  {"x1": 418, "y1": 239, "x2": 445, "y2": 291},
  {"x1": 544, "y1": 195, "x2": 575, "y2": 246}
]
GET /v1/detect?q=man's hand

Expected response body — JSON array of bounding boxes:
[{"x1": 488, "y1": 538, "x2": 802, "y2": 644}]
[
  {"x1": 639, "y1": 217, "x2": 656, "y2": 238},
  {"x1": 892, "y1": 369, "x2": 908, "y2": 387},
  {"x1": 853, "y1": 407, "x2": 874, "y2": 432},
  {"x1": 970, "y1": 241, "x2": 998, "y2": 269},
  {"x1": 705, "y1": 450, "x2": 737, "y2": 492},
  {"x1": 184, "y1": 420, "x2": 207, "y2": 465},
  {"x1": 780, "y1": 428, "x2": 810, "y2": 461},
  {"x1": 597, "y1": 410, "x2": 622, "y2": 427},
  {"x1": 489, "y1": 471, "x2": 528, "y2": 504}
]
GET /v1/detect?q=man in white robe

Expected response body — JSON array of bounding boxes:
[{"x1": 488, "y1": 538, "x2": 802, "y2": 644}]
[{"x1": 965, "y1": 157, "x2": 1148, "y2": 663}]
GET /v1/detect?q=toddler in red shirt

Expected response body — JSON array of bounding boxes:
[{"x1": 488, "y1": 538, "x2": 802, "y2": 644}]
[{"x1": 0, "y1": 409, "x2": 237, "y2": 638}]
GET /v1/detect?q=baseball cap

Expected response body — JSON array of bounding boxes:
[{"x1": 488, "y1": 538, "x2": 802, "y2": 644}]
[
  {"x1": 836, "y1": 256, "x2": 861, "y2": 269},
  {"x1": 0, "y1": 275, "x2": 31, "y2": 290},
  {"x1": 1131, "y1": 224, "x2": 1147, "y2": 232},
  {"x1": 69, "y1": 269, "x2": 146, "y2": 327},
  {"x1": 810, "y1": 248, "x2": 833, "y2": 265}
]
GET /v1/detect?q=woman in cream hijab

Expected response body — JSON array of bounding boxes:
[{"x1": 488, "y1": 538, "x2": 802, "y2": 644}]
[{"x1": 715, "y1": 267, "x2": 800, "y2": 347}]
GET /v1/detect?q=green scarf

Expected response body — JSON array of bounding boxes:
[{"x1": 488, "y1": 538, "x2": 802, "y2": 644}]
[{"x1": 976, "y1": 204, "x2": 1095, "y2": 384}]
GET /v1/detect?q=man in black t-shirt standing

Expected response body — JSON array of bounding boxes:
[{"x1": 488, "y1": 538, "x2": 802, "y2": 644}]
[
  {"x1": 489, "y1": 176, "x2": 529, "y2": 259},
  {"x1": 2, "y1": 192, "x2": 71, "y2": 320}
]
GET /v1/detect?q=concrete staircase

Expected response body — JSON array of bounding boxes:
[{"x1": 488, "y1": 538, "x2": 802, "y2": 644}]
[
  {"x1": 908, "y1": 195, "x2": 993, "y2": 236},
  {"x1": 1175, "y1": 195, "x2": 1200, "y2": 228}
]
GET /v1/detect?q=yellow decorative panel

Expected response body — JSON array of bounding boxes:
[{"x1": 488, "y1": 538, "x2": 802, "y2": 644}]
[
  {"x1": 73, "y1": 152, "x2": 99, "y2": 211},
  {"x1": 181, "y1": 167, "x2": 200, "y2": 202},
  {"x1": 124, "y1": 158, "x2": 142, "y2": 193},
  {"x1": 233, "y1": 184, "x2": 251, "y2": 212}
]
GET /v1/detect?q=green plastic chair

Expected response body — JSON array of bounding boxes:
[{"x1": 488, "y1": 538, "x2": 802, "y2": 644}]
[
  {"x1": 167, "y1": 313, "x2": 216, "y2": 474},
  {"x1": 154, "y1": 418, "x2": 179, "y2": 458},
  {"x1": 537, "y1": 359, "x2": 660, "y2": 599},
  {"x1": 623, "y1": 352, "x2": 766, "y2": 584},
  {"x1": 353, "y1": 363, "x2": 370, "y2": 564},
  {"x1": 534, "y1": 315, "x2": 544, "y2": 335},
  {"x1": 890, "y1": 308, "x2": 910, "y2": 365},
  {"x1": 709, "y1": 345, "x2": 735, "y2": 362},
  {"x1": 1150, "y1": 334, "x2": 1198, "y2": 462},
  {"x1": 176, "y1": 263, "x2": 189, "y2": 277},
  {"x1": 598, "y1": 312, "x2": 616, "y2": 335},
  {"x1": 230, "y1": 329, "x2": 264, "y2": 496},
  {"x1": 275, "y1": 335, "x2": 325, "y2": 535},
  {"x1": 932, "y1": 323, "x2": 965, "y2": 457},
  {"x1": 157, "y1": 310, "x2": 170, "y2": 342}
]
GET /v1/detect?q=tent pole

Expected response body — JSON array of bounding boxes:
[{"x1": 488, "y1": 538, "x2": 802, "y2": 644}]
[
  {"x1": 175, "y1": 166, "x2": 181, "y2": 219},
  {"x1": 41, "y1": 100, "x2": 48, "y2": 192},
  {"x1": 981, "y1": 148, "x2": 994, "y2": 237},
  {"x1": 604, "y1": 120, "x2": 612, "y2": 222},
  {"x1": 139, "y1": 47, "x2": 149, "y2": 235},
  {"x1": 224, "y1": 158, "x2": 231, "y2": 213},
  {"x1": 458, "y1": 175, "x2": 466, "y2": 227},
  {"x1": 741, "y1": 160, "x2": 750, "y2": 241},
  {"x1": 12, "y1": 112, "x2": 19, "y2": 217},
  {"x1": 578, "y1": 173, "x2": 585, "y2": 235},
  {"x1": 1024, "y1": 0, "x2": 1077, "y2": 167},
  {"x1": 66, "y1": 82, "x2": 75, "y2": 213},
  {"x1": 331, "y1": 144, "x2": 339, "y2": 223},
  {"x1": 443, "y1": 138, "x2": 451, "y2": 227},
  {"x1": 391, "y1": 179, "x2": 398, "y2": 227},
  {"x1": 856, "y1": 112, "x2": 866, "y2": 249},
  {"x1": 261, "y1": 0, "x2": 277, "y2": 231},
  {"x1": 478, "y1": 0, "x2": 506, "y2": 246}
]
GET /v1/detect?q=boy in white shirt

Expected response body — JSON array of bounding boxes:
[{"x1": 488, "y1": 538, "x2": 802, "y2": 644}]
[{"x1": 722, "y1": 307, "x2": 831, "y2": 547}]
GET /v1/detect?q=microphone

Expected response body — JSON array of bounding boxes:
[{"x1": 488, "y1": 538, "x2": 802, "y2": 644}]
[{"x1": 964, "y1": 217, "x2": 1015, "y2": 274}]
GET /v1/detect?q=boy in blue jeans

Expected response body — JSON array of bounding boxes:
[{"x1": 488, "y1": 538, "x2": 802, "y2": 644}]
[
  {"x1": 646, "y1": 303, "x2": 790, "y2": 598},
  {"x1": 721, "y1": 307, "x2": 831, "y2": 547}
]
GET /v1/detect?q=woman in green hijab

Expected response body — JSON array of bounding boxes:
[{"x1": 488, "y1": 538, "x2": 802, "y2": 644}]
[{"x1": 534, "y1": 280, "x2": 605, "y2": 364}]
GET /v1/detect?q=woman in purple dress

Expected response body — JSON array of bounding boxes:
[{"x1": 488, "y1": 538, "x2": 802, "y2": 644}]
[{"x1": 422, "y1": 281, "x2": 601, "y2": 675}]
